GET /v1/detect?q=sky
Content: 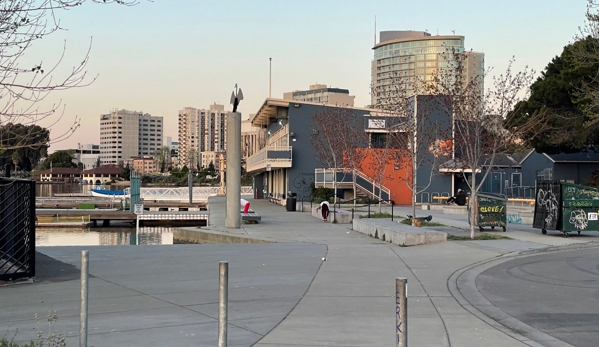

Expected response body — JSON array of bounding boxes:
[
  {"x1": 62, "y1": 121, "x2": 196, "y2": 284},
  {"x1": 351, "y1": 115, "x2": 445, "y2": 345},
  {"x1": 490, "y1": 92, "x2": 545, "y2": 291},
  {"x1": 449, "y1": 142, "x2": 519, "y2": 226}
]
[{"x1": 25, "y1": 0, "x2": 589, "y2": 152}]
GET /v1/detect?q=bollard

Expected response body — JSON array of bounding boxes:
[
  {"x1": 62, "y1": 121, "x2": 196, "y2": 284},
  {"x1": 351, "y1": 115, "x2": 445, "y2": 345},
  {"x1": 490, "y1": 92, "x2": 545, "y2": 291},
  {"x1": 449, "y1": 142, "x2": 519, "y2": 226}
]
[
  {"x1": 218, "y1": 261, "x2": 229, "y2": 347},
  {"x1": 80, "y1": 250, "x2": 89, "y2": 347},
  {"x1": 396, "y1": 277, "x2": 407, "y2": 347}
]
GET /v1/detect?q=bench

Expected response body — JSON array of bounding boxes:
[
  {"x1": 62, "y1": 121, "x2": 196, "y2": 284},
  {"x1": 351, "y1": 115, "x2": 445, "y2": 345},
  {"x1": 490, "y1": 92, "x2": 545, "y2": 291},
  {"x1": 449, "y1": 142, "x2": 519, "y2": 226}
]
[
  {"x1": 432, "y1": 196, "x2": 449, "y2": 204},
  {"x1": 241, "y1": 212, "x2": 261, "y2": 223}
]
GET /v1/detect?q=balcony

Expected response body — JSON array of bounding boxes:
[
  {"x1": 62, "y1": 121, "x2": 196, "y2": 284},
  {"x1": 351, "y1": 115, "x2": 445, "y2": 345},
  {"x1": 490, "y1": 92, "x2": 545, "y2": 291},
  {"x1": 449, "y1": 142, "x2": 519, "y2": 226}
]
[{"x1": 246, "y1": 145, "x2": 292, "y2": 173}]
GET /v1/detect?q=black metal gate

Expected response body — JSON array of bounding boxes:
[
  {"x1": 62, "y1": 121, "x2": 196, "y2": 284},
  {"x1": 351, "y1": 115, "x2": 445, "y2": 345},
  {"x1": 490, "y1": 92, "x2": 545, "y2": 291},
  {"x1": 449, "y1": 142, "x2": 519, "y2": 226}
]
[{"x1": 0, "y1": 178, "x2": 35, "y2": 281}]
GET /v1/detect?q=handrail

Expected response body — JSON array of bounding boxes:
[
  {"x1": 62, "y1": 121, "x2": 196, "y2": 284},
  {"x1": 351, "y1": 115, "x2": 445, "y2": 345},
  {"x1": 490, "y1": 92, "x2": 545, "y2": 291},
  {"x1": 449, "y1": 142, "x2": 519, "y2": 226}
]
[
  {"x1": 314, "y1": 168, "x2": 392, "y2": 203},
  {"x1": 337, "y1": 197, "x2": 395, "y2": 222}
]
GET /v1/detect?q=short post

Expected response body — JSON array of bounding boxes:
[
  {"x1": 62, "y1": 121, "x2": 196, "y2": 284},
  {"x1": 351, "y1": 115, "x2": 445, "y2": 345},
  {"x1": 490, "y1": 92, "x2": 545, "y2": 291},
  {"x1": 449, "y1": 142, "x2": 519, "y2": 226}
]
[
  {"x1": 218, "y1": 261, "x2": 229, "y2": 347},
  {"x1": 80, "y1": 250, "x2": 89, "y2": 347},
  {"x1": 396, "y1": 277, "x2": 407, "y2": 347},
  {"x1": 391, "y1": 201, "x2": 394, "y2": 222}
]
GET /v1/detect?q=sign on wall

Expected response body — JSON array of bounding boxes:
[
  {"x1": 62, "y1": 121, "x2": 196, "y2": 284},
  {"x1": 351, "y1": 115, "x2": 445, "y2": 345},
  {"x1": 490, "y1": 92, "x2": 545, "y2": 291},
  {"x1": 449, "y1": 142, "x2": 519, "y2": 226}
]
[{"x1": 368, "y1": 119, "x2": 386, "y2": 129}]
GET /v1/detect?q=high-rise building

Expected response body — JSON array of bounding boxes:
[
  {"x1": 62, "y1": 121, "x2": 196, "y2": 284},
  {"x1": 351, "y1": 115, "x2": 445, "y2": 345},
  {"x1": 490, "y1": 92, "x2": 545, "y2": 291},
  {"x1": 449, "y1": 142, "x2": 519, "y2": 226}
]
[
  {"x1": 283, "y1": 84, "x2": 355, "y2": 106},
  {"x1": 99, "y1": 109, "x2": 163, "y2": 165},
  {"x1": 371, "y1": 30, "x2": 484, "y2": 106},
  {"x1": 177, "y1": 103, "x2": 227, "y2": 169}
]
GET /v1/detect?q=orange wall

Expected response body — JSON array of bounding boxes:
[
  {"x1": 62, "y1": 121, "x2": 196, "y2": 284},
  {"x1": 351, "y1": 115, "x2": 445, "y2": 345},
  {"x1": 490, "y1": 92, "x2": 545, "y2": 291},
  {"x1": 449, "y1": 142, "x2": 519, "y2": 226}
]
[{"x1": 357, "y1": 148, "x2": 413, "y2": 205}]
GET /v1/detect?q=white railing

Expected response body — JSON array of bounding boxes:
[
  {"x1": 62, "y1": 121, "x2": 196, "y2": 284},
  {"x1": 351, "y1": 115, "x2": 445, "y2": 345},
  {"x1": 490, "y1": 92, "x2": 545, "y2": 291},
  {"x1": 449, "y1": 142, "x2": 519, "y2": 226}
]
[
  {"x1": 140, "y1": 186, "x2": 253, "y2": 201},
  {"x1": 246, "y1": 146, "x2": 292, "y2": 169}
]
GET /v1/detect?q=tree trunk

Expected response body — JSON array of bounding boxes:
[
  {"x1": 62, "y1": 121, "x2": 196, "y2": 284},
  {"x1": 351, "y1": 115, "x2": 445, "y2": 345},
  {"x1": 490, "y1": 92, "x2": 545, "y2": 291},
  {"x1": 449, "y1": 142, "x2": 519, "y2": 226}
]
[
  {"x1": 352, "y1": 169, "x2": 357, "y2": 208},
  {"x1": 470, "y1": 170, "x2": 477, "y2": 239}
]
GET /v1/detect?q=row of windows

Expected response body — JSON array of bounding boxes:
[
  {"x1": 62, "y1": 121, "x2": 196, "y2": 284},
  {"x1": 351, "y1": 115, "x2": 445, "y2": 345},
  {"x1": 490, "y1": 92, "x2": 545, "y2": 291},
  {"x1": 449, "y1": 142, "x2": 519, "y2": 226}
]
[{"x1": 379, "y1": 39, "x2": 463, "y2": 51}]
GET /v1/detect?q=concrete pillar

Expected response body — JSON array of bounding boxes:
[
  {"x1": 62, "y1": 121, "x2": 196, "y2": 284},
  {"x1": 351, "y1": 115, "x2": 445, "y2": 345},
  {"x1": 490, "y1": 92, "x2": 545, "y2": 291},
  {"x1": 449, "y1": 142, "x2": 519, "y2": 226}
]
[{"x1": 226, "y1": 112, "x2": 241, "y2": 228}]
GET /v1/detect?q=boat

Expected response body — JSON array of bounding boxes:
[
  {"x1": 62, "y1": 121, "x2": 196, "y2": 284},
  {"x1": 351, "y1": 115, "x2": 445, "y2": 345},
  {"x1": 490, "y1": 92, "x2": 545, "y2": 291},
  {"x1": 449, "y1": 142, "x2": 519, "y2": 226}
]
[{"x1": 89, "y1": 187, "x2": 130, "y2": 199}]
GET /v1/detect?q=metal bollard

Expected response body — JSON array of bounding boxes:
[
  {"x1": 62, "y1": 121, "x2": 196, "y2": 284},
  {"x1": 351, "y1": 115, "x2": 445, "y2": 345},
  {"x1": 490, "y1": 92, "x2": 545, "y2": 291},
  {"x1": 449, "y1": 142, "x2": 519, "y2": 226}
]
[
  {"x1": 396, "y1": 277, "x2": 407, "y2": 347},
  {"x1": 80, "y1": 250, "x2": 89, "y2": 347},
  {"x1": 218, "y1": 261, "x2": 229, "y2": 347}
]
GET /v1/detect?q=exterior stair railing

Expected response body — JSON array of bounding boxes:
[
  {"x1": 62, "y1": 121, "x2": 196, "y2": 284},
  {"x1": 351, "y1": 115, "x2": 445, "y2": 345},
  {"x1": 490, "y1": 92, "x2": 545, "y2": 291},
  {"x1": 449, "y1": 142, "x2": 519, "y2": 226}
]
[{"x1": 314, "y1": 168, "x2": 391, "y2": 202}]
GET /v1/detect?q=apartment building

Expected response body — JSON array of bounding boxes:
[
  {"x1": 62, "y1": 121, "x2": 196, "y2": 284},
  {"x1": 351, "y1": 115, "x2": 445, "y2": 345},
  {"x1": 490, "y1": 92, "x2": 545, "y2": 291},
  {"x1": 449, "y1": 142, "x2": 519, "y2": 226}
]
[
  {"x1": 371, "y1": 30, "x2": 484, "y2": 106},
  {"x1": 178, "y1": 104, "x2": 227, "y2": 169},
  {"x1": 99, "y1": 109, "x2": 163, "y2": 165},
  {"x1": 283, "y1": 84, "x2": 355, "y2": 106}
]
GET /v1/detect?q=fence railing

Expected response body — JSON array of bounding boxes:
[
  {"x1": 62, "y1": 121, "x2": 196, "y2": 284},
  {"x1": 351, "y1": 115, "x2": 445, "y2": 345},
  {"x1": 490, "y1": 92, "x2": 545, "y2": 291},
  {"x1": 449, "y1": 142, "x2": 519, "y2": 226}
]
[{"x1": 0, "y1": 178, "x2": 36, "y2": 281}]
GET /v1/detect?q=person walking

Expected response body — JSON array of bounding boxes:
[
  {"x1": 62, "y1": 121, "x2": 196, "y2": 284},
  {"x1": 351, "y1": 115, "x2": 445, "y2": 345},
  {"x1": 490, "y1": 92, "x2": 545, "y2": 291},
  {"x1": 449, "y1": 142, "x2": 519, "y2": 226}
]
[{"x1": 316, "y1": 200, "x2": 330, "y2": 222}]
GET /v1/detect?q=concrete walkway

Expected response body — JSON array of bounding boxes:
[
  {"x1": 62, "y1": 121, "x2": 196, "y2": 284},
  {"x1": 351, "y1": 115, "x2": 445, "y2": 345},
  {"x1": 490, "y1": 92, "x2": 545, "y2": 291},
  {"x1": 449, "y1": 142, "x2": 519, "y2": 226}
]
[{"x1": 2, "y1": 198, "x2": 597, "y2": 346}]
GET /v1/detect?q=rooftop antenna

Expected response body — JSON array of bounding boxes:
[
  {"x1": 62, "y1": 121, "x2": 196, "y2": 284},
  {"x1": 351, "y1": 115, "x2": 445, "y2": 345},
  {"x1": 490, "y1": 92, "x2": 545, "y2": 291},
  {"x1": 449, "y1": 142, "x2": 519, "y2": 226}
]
[
  {"x1": 269, "y1": 57, "x2": 272, "y2": 98},
  {"x1": 374, "y1": 15, "x2": 377, "y2": 45},
  {"x1": 451, "y1": 30, "x2": 456, "y2": 35}
]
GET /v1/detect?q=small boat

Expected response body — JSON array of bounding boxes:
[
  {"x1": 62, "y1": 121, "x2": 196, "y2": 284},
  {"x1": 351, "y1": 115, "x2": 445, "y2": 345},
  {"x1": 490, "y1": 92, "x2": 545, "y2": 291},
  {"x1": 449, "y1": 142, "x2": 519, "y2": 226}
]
[{"x1": 90, "y1": 187, "x2": 130, "y2": 199}]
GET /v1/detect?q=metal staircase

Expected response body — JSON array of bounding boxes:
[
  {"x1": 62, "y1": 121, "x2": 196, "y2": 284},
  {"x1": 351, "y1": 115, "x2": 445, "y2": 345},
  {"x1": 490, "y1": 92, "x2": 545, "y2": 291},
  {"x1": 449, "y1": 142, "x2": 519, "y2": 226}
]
[{"x1": 314, "y1": 168, "x2": 391, "y2": 202}]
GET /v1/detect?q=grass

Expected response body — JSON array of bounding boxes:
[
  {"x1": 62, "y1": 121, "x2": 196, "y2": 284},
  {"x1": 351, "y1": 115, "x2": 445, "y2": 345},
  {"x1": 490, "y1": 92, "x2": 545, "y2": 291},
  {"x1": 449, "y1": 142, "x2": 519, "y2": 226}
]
[
  {"x1": 448, "y1": 233, "x2": 511, "y2": 241},
  {"x1": 399, "y1": 219, "x2": 445, "y2": 227},
  {"x1": 361, "y1": 212, "x2": 402, "y2": 219}
]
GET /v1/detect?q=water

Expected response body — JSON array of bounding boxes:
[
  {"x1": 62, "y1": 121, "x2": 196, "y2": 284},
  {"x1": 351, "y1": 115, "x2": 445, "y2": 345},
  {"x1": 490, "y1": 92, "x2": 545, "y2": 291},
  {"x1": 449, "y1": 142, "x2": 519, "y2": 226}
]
[
  {"x1": 36, "y1": 226, "x2": 175, "y2": 246},
  {"x1": 36, "y1": 183, "x2": 120, "y2": 197}
]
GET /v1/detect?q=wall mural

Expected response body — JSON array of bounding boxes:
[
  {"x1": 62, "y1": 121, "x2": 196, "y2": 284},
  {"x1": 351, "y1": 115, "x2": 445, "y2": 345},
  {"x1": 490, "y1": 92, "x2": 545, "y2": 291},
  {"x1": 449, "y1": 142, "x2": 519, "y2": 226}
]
[{"x1": 293, "y1": 173, "x2": 314, "y2": 200}]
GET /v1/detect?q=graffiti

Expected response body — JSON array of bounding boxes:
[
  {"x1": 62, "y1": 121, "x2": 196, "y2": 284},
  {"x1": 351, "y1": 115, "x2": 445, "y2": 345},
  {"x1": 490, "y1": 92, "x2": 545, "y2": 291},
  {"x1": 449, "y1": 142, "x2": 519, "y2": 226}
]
[
  {"x1": 589, "y1": 212, "x2": 598, "y2": 221},
  {"x1": 479, "y1": 215, "x2": 504, "y2": 227},
  {"x1": 478, "y1": 197, "x2": 495, "y2": 203},
  {"x1": 565, "y1": 186, "x2": 599, "y2": 198},
  {"x1": 537, "y1": 189, "x2": 559, "y2": 229},
  {"x1": 396, "y1": 290, "x2": 403, "y2": 343},
  {"x1": 564, "y1": 200, "x2": 594, "y2": 207},
  {"x1": 293, "y1": 174, "x2": 314, "y2": 199},
  {"x1": 479, "y1": 205, "x2": 504, "y2": 213},
  {"x1": 569, "y1": 209, "x2": 589, "y2": 230},
  {"x1": 507, "y1": 213, "x2": 522, "y2": 224}
]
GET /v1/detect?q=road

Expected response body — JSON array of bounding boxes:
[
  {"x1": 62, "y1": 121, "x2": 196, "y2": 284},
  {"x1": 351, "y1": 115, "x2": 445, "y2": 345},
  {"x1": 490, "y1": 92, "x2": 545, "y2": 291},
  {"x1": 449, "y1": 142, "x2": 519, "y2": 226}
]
[{"x1": 476, "y1": 246, "x2": 599, "y2": 347}]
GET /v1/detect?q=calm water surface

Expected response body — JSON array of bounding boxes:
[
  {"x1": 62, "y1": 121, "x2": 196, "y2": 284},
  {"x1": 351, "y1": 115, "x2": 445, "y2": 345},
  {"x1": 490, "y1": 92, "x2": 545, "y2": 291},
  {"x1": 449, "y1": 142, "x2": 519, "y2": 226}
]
[{"x1": 36, "y1": 226, "x2": 175, "y2": 246}]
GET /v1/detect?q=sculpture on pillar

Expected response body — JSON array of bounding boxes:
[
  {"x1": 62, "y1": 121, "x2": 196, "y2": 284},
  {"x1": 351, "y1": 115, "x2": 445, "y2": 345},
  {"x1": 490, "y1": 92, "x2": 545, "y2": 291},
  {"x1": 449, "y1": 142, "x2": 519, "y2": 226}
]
[{"x1": 230, "y1": 84, "x2": 244, "y2": 112}]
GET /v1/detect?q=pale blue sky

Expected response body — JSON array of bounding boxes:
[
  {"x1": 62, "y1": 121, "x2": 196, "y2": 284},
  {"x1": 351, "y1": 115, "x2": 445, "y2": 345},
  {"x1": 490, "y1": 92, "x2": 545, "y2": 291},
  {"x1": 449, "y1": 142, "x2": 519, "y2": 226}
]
[{"x1": 33, "y1": 0, "x2": 588, "y2": 151}]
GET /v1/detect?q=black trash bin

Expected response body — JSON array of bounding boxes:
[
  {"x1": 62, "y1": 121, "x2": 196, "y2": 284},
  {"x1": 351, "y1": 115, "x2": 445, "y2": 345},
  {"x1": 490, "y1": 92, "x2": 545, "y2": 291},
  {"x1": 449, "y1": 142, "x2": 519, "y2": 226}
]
[{"x1": 286, "y1": 192, "x2": 297, "y2": 212}]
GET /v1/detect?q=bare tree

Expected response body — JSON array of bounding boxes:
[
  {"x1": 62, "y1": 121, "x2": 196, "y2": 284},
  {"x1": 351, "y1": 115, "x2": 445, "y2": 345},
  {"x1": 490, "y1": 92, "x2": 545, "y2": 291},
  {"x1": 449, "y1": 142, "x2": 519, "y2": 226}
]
[
  {"x1": 373, "y1": 76, "x2": 452, "y2": 224},
  {"x1": 0, "y1": 0, "x2": 139, "y2": 150},
  {"x1": 310, "y1": 105, "x2": 367, "y2": 204},
  {"x1": 431, "y1": 48, "x2": 548, "y2": 238}
]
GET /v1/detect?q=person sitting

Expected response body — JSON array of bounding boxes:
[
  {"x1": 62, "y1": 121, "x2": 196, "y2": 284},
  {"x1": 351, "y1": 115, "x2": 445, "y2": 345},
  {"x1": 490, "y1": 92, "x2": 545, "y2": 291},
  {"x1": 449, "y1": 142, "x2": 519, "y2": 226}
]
[{"x1": 445, "y1": 189, "x2": 467, "y2": 206}]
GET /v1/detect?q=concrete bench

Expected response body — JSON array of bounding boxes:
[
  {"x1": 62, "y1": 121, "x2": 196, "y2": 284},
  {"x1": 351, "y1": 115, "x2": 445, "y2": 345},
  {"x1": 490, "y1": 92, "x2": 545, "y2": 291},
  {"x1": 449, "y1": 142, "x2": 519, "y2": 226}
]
[
  {"x1": 241, "y1": 212, "x2": 261, "y2": 223},
  {"x1": 353, "y1": 218, "x2": 446, "y2": 246},
  {"x1": 311, "y1": 206, "x2": 353, "y2": 224},
  {"x1": 443, "y1": 205, "x2": 468, "y2": 215}
]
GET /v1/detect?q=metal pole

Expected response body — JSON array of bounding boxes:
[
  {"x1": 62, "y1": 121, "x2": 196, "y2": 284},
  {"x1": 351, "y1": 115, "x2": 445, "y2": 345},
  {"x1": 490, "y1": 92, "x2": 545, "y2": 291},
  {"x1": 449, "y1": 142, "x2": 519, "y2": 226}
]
[
  {"x1": 218, "y1": 261, "x2": 229, "y2": 347},
  {"x1": 269, "y1": 58, "x2": 272, "y2": 98},
  {"x1": 188, "y1": 172, "x2": 193, "y2": 204},
  {"x1": 135, "y1": 215, "x2": 139, "y2": 245},
  {"x1": 396, "y1": 277, "x2": 407, "y2": 347},
  {"x1": 80, "y1": 250, "x2": 89, "y2": 347},
  {"x1": 391, "y1": 201, "x2": 394, "y2": 222}
]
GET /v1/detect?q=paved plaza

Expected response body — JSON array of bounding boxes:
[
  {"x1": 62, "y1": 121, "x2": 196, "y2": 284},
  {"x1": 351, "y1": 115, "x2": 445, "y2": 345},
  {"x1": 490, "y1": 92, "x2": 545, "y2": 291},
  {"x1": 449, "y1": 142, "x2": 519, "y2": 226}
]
[{"x1": 2, "y1": 197, "x2": 598, "y2": 346}]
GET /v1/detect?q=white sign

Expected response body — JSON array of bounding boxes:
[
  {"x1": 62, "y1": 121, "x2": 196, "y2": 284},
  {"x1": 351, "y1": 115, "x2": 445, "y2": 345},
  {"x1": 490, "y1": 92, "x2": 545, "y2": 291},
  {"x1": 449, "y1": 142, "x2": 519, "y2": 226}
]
[
  {"x1": 134, "y1": 203, "x2": 144, "y2": 215},
  {"x1": 589, "y1": 212, "x2": 598, "y2": 221},
  {"x1": 368, "y1": 119, "x2": 386, "y2": 129},
  {"x1": 266, "y1": 164, "x2": 272, "y2": 172}
]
